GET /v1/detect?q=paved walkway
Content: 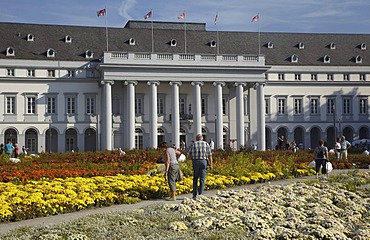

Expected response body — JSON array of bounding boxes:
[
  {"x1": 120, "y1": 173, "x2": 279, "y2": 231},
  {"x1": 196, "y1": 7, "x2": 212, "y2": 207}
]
[{"x1": 0, "y1": 169, "x2": 367, "y2": 235}]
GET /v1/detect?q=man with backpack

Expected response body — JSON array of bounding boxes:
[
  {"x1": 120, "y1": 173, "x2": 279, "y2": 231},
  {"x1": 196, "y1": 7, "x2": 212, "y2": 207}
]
[{"x1": 314, "y1": 140, "x2": 329, "y2": 180}]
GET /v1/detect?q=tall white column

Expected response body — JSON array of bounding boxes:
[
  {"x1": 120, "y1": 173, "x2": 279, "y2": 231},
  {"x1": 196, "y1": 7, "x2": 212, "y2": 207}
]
[
  {"x1": 125, "y1": 81, "x2": 137, "y2": 149},
  {"x1": 101, "y1": 80, "x2": 114, "y2": 150},
  {"x1": 257, "y1": 83, "x2": 266, "y2": 150},
  {"x1": 170, "y1": 81, "x2": 182, "y2": 148},
  {"x1": 235, "y1": 83, "x2": 246, "y2": 150},
  {"x1": 213, "y1": 81, "x2": 225, "y2": 149},
  {"x1": 148, "y1": 81, "x2": 160, "y2": 149},
  {"x1": 192, "y1": 81, "x2": 203, "y2": 136}
]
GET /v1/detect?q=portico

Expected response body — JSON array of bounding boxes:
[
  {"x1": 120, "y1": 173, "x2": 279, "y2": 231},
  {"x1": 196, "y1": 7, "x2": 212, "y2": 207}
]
[{"x1": 99, "y1": 52, "x2": 268, "y2": 150}]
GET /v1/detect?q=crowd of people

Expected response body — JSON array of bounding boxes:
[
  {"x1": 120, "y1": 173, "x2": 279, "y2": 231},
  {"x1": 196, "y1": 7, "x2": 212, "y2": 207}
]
[
  {"x1": 0, "y1": 140, "x2": 28, "y2": 158},
  {"x1": 277, "y1": 136, "x2": 299, "y2": 152}
]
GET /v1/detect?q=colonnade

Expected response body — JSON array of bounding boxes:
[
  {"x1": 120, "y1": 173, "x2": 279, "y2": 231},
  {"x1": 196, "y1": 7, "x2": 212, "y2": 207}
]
[{"x1": 100, "y1": 80, "x2": 266, "y2": 150}]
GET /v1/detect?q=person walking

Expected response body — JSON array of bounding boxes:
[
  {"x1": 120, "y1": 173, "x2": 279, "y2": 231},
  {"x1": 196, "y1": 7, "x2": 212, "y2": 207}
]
[
  {"x1": 187, "y1": 134, "x2": 213, "y2": 199},
  {"x1": 161, "y1": 142, "x2": 181, "y2": 201},
  {"x1": 314, "y1": 139, "x2": 329, "y2": 180},
  {"x1": 340, "y1": 136, "x2": 351, "y2": 161}
]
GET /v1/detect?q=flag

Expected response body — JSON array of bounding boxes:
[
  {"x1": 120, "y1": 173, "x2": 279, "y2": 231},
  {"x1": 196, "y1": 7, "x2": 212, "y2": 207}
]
[
  {"x1": 144, "y1": 10, "x2": 152, "y2": 19},
  {"x1": 178, "y1": 12, "x2": 185, "y2": 19},
  {"x1": 251, "y1": 14, "x2": 259, "y2": 22},
  {"x1": 214, "y1": 13, "x2": 218, "y2": 25},
  {"x1": 97, "y1": 9, "x2": 106, "y2": 17}
]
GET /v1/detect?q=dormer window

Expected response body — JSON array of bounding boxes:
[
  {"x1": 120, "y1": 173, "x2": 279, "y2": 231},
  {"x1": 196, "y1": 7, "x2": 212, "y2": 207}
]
[
  {"x1": 267, "y1": 41, "x2": 274, "y2": 49},
  {"x1": 210, "y1": 40, "x2": 216, "y2": 48},
  {"x1": 360, "y1": 43, "x2": 367, "y2": 50},
  {"x1": 170, "y1": 39, "x2": 177, "y2": 47},
  {"x1": 329, "y1": 42, "x2": 336, "y2": 50},
  {"x1": 291, "y1": 54, "x2": 299, "y2": 63},
  {"x1": 355, "y1": 55, "x2": 362, "y2": 63},
  {"x1": 298, "y1": 42, "x2": 304, "y2": 49},
  {"x1": 27, "y1": 34, "x2": 34, "y2": 42},
  {"x1": 323, "y1": 55, "x2": 330, "y2": 63},
  {"x1": 85, "y1": 49, "x2": 94, "y2": 59},
  {"x1": 65, "y1": 35, "x2": 72, "y2": 43},
  {"x1": 47, "y1": 48, "x2": 55, "y2": 58},
  {"x1": 129, "y1": 38, "x2": 135, "y2": 45},
  {"x1": 6, "y1": 47, "x2": 15, "y2": 56}
]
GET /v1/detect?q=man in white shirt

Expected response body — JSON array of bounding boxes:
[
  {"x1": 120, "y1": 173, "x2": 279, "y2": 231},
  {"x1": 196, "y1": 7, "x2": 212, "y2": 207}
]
[{"x1": 340, "y1": 136, "x2": 351, "y2": 161}]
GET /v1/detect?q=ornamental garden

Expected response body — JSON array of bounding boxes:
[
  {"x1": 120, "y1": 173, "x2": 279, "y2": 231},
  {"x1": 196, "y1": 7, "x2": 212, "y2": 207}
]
[{"x1": 0, "y1": 149, "x2": 370, "y2": 239}]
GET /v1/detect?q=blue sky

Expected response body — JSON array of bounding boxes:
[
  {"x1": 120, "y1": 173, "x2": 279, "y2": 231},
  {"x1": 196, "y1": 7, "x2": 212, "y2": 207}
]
[{"x1": 1, "y1": 0, "x2": 370, "y2": 34}]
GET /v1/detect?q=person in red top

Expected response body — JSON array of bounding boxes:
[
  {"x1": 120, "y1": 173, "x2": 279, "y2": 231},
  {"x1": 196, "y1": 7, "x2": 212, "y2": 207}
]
[{"x1": 14, "y1": 144, "x2": 19, "y2": 158}]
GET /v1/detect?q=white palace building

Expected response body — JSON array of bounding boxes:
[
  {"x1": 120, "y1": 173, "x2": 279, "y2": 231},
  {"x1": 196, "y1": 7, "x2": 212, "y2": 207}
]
[{"x1": 1, "y1": 21, "x2": 370, "y2": 152}]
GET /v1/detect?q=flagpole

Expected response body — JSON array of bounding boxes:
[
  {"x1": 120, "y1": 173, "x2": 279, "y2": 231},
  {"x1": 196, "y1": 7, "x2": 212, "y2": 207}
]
[
  {"x1": 258, "y1": 13, "x2": 260, "y2": 56},
  {"x1": 214, "y1": 12, "x2": 219, "y2": 55},
  {"x1": 105, "y1": 5, "x2": 109, "y2": 51},
  {"x1": 184, "y1": 11, "x2": 187, "y2": 54},
  {"x1": 151, "y1": 10, "x2": 154, "y2": 53}
]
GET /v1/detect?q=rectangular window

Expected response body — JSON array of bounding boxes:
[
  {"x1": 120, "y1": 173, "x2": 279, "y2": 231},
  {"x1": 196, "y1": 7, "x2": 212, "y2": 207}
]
[
  {"x1": 201, "y1": 97, "x2": 207, "y2": 115},
  {"x1": 327, "y1": 74, "x2": 334, "y2": 81},
  {"x1": 135, "y1": 97, "x2": 143, "y2": 115},
  {"x1": 327, "y1": 98, "x2": 335, "y2": 114},
  {"x1": 48, "y1": 70, "x2": 55, "y2": 77},
  {"x1": 278, "y1": 73, "x2": 285, "y2": 80},
  {"x1": 343, "y1": 98, "x2": 351, "y2": 114},
  {"x1": 86, "y1": 97, "x2": 95, "y2": 114},
  {"x1": 6, "y1": 96, "x2": 16, "y2": 114},
  {"x1": 294, "y1": 98, "x2": 302, "y2": 115},
  {"x1": 27, "y1": 138, "x2": 37, "y2": 153},
  {"x1": 360, "y1": 74, "x2": 366, "y2": 81},
  {"x1": 27, "y1": 69, "x2": 35, "y2": 77},
  {"x1": 265, "y1": 98, "x2": 270, "y2": 115},
  {"x1": 135, "y1": 135, "x2": 143, "y2": 149},
  {"x1": 47, "y1": 97, "x2": 56, "y2": 114},
  {"x1": 67, "y1": 70, "x2": 75, "y2": 78},
  {"x1": 277, "y1": 98, "x2": 286, "y2": 114},
  {"x1": 179, "y1": 97, "x2": 186, "y2": 114},
  {"x1": 7, "y1": 69, "x2": 15, "y2": 76},
  {"x1": 157, "y1": 97, "x2": 165, "y2": 115},
  {"x1": 222, "y1": 98, "x2": 227, "y2": 115},
  {"x1": 311, "y1": 74, "x2": 317, "y2": 80},
  {"x1": 27, "y1": 96, "x2": 36, "y2": 114},
  {"x1": 66, "y1": 97, "x2": 76, "y2": 114},
  {"x1": 344, "y1": 74, "x2": 350, "y2": 81},
  {"x1": 310, "y1": 98, "x2": 319, "y2": 114},
  {"x1": 359, "y1": 98, "x2": 367, "y2": 114},
  {"x1": 295, "y1": 74, "x2": 301, "y2": 80},
  {"x1": 66, "y1": 137, "x2": 74, "y2": 152}
]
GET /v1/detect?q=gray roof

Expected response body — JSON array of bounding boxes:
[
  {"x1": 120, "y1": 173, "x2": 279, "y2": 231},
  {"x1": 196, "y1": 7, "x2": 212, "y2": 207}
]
[{"x1": 1, "y1": 21, "x2": 370, "y2": 66}]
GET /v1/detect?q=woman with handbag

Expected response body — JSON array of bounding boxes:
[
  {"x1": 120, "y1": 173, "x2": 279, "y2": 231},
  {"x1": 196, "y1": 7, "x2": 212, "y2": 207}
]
[{"x1": 161, "y1": 142, "x2": 182, "y2": 201}]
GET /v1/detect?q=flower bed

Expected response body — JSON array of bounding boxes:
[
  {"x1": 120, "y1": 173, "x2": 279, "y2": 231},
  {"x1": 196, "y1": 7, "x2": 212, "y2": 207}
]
[
  {"x1": 1, "y1": 171, "x2": 369, "y2": 239},
  {"x1": 0, "y1": 149, "x2": 369, "y2": 223}
]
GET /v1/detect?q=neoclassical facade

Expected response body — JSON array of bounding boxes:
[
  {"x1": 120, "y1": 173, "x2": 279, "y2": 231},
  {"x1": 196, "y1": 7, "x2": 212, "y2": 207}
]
[{"x1": 0, "y1": 21, "x2": 369, "y2": 152}]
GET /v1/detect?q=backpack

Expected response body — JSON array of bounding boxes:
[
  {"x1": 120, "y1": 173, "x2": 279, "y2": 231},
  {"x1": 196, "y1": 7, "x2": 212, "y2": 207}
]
[{"x1": 317, "y1": 147, "x2": 325, "y2": 159}]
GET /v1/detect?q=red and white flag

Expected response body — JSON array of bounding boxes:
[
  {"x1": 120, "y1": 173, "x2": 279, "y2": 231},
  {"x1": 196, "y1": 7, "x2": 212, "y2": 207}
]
[
  {"x1": 214, "y1": 13, "x2": 218, "y2": 25},
  {"x1": 251, "y1": 14, "x2": 259, "y2": 22},
  {"x1": 178, "y1": 12, "x2": 185, "y2": 19},
  {"x1": 97, "y1": 9, "x2": 106, "y2": 17},
  {"x1": 144, "y1": 10, "x2": 152, "y2": 19}
]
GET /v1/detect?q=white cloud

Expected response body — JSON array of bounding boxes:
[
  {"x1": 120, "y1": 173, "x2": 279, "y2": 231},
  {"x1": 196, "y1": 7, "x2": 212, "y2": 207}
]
[{"x1": 118, "y1": 0, "x2": 137, "y2": 20}]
